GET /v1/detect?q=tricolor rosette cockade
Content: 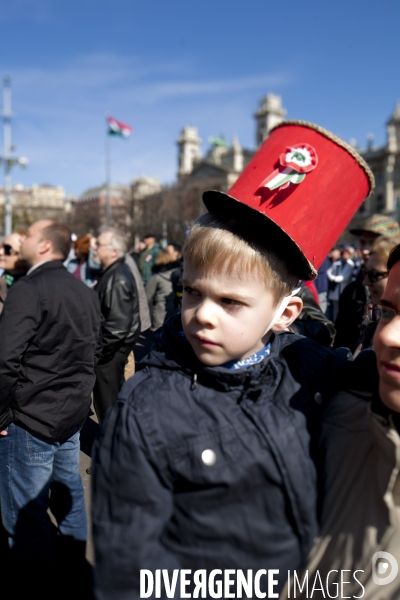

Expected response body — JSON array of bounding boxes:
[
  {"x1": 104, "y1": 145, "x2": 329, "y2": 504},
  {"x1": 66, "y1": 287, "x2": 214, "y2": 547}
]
[{"x1": 260, "y1": 143, "x2": 318, "y2": 191}]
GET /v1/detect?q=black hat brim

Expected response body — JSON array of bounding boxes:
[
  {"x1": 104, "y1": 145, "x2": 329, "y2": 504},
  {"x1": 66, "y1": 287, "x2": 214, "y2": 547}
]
[{"x1": 202, "y1": 190, "x2": 316, "y2": 280}]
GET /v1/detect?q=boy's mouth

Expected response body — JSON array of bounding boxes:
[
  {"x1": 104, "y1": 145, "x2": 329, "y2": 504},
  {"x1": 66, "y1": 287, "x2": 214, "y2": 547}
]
[
  {"x1": 380, "y1": 361, "x2": 400, "y2": 379},
  {"x1": 193, "y1": 334, "x2": 220, "y2": 347}
]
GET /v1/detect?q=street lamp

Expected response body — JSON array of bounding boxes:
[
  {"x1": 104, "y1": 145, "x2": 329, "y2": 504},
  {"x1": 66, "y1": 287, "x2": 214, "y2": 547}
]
[{"x1": 0, "y1": 75, "x2": 28, "y2": 236}]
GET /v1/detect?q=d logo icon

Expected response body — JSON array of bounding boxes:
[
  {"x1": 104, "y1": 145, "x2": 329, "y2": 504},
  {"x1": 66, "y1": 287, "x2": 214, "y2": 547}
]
[{"x1": 372, "y1": 551, "x2": 398, "y2": 586}]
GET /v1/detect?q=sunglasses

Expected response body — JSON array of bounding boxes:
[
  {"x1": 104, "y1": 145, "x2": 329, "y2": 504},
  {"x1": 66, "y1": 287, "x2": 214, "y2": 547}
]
[
  {"x1": 1, "y1": 244, "x2": 17, "y2": 256},
  {"x1": 362, "y1": 266, "x2": 389, "y2": 283}
]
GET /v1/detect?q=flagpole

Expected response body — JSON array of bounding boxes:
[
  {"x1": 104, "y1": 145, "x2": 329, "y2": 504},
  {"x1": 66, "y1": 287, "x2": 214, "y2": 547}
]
[
  {"x1": 105, "y1": 115, "x2": 132, "y2": 227},
  {"x1": 105, "y1": 123, "x2": 111, "y2": 226}
]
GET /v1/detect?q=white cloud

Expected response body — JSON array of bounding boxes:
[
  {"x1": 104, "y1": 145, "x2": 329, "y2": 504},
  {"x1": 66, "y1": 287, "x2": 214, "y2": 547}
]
[{"x1": 4, "y1": 53, "x2": 292, "y2": 195}]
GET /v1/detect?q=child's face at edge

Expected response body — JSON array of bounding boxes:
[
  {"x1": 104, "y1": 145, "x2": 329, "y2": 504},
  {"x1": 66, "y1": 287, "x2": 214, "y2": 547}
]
[
  {"x1": 181, "y1": 259, "x2": 280, "y2": 367},
  {"x1": 373, "y1": 261, "x2": 400, "y2": 412}
]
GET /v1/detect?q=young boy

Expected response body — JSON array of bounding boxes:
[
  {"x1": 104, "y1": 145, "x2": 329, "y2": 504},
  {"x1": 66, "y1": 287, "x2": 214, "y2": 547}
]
[{"x1": 91, "y1": 121, "x2": 373, "y2": 599}]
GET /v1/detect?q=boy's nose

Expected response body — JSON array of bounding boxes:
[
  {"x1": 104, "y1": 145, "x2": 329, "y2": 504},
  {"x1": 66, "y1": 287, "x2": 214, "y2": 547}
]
[
  {"x1": 195, "y1": 299, "x2": 217, "y2": 326},
  {"x1": 376, "y1": 317, "x2": 400, "y2": 349}
]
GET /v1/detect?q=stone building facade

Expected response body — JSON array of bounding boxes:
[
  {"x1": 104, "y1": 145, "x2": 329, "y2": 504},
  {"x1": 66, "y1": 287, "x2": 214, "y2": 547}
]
[
  {"x1": 347, "y1": 102, "x2": 400, "y2": 236},
  {"x1": 133, "y1": 173, "x2": 226, "y2": 245},
  {"x1": 132, "y1": 94, "x2": 400, "y2": 248},
  {"x1": 12, "y1": 93, "x2": 395, "y2": 248},
  {"x1": 131, "y1": 93, "x2": 287, "y2": 245},
  {"x1": 0, "y1": 183, "x2": 69, "y2": 233},
  {"x1": 71, "y1": 183, "x2": 131, "y2": 237}
]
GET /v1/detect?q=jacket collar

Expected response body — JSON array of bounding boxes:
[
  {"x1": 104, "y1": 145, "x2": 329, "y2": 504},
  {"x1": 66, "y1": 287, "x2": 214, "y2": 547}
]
[
  {"x1": 26, "y1": 259, "x2": 65, "y2": 277},
  {"x1": 139, "y1": 314, "x2": 288, "y2": 393},
  {"x1": 371, "y1": 395, "x2": 400, "y2": 434},
  {"x1": 97, "y1": 256, "x2": 125, "y2": 278},
  {"x1": 343, "y1": 348, "x2": 400, "y2": 433}
]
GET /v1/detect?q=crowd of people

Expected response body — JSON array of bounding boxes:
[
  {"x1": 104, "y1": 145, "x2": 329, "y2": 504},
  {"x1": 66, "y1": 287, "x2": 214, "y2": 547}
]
[
  {"x1": 313, "y1": 213, "x2": 400, "y2": 355},
  {"x1": 0, "y1": 119, "x2": 399, "y2": 600}
]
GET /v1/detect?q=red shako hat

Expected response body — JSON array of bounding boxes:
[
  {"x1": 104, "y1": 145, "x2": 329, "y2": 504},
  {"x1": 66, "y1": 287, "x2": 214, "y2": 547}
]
[{"x1": 203, "y1": 120, "x2": 374, "y2": 280}]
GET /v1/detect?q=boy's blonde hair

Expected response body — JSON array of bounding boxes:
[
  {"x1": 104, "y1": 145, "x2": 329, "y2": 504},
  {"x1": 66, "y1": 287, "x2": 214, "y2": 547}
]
[{"x1": 183, "y1": 213, "x2": 300, "y2": 304}]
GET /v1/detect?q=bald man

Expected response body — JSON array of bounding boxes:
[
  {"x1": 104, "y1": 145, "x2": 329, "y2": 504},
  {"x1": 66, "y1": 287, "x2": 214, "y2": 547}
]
[{"x1": 0, "y1": 220, "x2": 101, "y2": 597}]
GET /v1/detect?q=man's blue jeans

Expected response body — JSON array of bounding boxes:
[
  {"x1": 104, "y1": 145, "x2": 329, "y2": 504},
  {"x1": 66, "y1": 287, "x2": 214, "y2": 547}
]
[{"x1": 0, "y1": 423, "x2": 87, "y2": 576}]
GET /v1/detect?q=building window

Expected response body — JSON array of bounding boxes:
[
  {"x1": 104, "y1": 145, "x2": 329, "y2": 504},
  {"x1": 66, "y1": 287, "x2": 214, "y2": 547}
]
[{"x1": 376, "y1": 173, "x2": 384, "y2": 186}]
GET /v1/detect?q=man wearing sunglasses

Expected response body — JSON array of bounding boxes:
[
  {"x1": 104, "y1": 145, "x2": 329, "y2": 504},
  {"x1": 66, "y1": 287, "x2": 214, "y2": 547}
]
[{"x1": 0, "y1": 230, "x2": 28, "y2": 314}]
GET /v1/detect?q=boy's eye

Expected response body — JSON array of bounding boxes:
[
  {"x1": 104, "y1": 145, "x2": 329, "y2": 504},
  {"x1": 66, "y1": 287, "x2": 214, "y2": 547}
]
[
  {"x1": 379, "y1": 306, "x2": 396, "y2": 322},
  {"x1": 221, "y1": 297, "x2": 241, "y2": 306},
  {"x1": 183, "y1": 285, "x2": 199, "y2": 296}
]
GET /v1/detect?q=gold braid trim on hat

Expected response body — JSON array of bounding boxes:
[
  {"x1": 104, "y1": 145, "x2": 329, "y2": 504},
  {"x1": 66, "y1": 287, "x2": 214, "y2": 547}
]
[{"x1": 271, "y1": 120, "x2": 375, "y2": 192}]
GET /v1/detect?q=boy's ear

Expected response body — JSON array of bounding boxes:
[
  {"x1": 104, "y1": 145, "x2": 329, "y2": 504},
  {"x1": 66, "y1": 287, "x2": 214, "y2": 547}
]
[{"x1": 272, "y1": 296, "x2": 303, "y2": 332}]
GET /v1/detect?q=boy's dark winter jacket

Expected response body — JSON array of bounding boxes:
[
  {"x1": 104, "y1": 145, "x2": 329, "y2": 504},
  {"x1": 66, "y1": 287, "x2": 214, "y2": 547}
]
[{"x1": 92, "y1": 316, "x2": 349, "y2": 599}]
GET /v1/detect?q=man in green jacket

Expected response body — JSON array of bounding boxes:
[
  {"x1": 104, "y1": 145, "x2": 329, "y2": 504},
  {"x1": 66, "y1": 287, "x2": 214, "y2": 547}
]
[{"x1": 138, "y1": 233, "x2": 160, "y2": 285}]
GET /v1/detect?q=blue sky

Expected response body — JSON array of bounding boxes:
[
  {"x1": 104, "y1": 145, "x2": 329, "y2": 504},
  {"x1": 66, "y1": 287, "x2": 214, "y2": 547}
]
[{"x1": 0, "y1": 0, "x2": 399, "y2": 197}]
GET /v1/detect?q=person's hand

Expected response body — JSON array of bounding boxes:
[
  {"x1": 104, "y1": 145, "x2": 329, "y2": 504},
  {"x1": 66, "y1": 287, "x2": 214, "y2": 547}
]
[{"x1": 0, "y1": 430, "x2": 7, "y2": 436}]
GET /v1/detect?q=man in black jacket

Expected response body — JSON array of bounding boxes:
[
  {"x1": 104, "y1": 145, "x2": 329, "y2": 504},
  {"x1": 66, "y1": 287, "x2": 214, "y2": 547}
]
[
  {"x1": 93, "y1": 226, "x2": 141, "y2": 422},
  {"x1": 0, "y1": 219, "x2": 101, "y2": 597}
]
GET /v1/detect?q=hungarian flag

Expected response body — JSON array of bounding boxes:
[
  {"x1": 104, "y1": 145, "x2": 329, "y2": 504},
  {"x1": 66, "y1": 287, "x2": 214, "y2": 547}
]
[{"x1": 107, "y1": 116, "x2": 133, "y2": 138}]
